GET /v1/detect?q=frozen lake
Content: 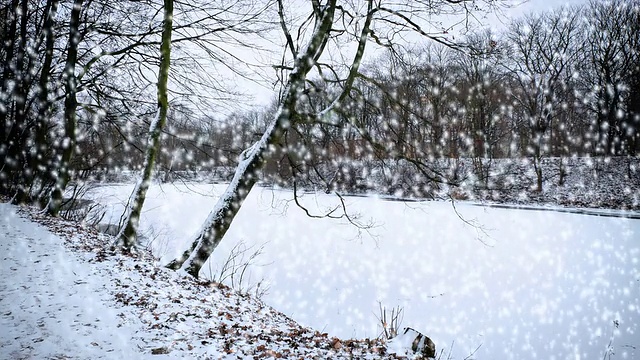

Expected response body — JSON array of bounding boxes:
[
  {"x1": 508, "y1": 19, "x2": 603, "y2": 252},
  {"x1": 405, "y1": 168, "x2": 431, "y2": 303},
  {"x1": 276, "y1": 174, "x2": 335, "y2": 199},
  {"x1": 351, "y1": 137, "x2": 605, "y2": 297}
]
[{"x1": 86, "y1": 183, "x2": 640, "y2": 359}]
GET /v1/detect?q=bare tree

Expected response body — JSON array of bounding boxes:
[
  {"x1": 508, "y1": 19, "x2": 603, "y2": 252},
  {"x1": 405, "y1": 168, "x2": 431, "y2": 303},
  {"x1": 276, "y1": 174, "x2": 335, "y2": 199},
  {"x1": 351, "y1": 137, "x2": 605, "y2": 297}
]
[
  {"x1": 505, "y1": 7, "x2": 582, "y2": 191},
  {"x1": 452, "y1": 30, "x2": 507, "y2": 188},
  {"x1": 112, "y1": 0, "x2": 273, "y2": 250},
  {"x1": 48, "y1": 0, "x2": 84, "y2": 216},
  {"x1": 13, "y1": 0, "x2": 60, "y2": 205},
  {"x1": 167, "y1": 0, "x2": 501, "y2": 278},
  {"x1": 115, "y1": 0, "x2": 174, "y2": 251},
  {"x1": 0, "y1": 0, "x2": 270, "y2": 209},
  {"x1": 0, "y1": 0, "x2": 20, "y2": 158},
  {"x1": 1, "y1": 0, "x2": 31, "y2": 196},
  {"x1": 581, "y1": 0, "x2": 640, "y2": 156}
]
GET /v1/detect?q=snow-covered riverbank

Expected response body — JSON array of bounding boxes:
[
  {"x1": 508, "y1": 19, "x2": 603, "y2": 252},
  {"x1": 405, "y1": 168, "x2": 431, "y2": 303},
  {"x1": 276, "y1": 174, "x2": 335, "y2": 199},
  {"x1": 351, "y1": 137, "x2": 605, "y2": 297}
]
[{"x1": 1, "y1": 202, "x2": 402, "y2": 359}]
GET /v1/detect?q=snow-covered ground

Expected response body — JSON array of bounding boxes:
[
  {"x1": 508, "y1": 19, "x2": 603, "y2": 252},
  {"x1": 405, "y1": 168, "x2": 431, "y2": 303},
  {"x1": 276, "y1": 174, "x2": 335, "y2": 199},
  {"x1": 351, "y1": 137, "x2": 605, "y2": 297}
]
[
  {"x1": 82, "y1": 183, "x2": 640, "y2": 359},
  {"x1": 1, "y1": 202, "x2": 403, "y2": 359},
  {"x1": 0, "y1": 204, "x2": 143, "y2": 359}
]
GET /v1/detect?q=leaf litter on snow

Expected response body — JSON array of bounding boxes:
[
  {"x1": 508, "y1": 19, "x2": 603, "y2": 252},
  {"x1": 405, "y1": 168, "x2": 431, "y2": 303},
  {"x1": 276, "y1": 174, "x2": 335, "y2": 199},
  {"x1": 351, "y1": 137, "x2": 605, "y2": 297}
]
[{"x1": 16, "y1": 204, "x2": 413, "y2": 359}]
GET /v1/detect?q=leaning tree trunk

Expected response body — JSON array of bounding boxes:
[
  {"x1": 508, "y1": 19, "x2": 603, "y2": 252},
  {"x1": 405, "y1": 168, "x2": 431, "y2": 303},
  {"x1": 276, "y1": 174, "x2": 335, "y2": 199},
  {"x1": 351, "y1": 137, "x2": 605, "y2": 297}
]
[
  {"x1": 167, "y1": 1, "x2": 338, "y2": 278},
  {"x1": 116, "y1": 0, "x2": 173, "y2": 251},
  {"x1": 47, "y1": 0, "x2": 83, "y2": 216}
]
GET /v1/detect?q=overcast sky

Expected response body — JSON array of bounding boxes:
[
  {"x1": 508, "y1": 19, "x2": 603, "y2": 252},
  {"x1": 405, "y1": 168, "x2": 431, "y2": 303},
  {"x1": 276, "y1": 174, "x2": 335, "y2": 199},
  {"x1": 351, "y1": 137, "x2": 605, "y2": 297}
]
[
  {"x1": 496, "y1": 0, "x2": 590, "y2": 27},
  {"x1": 229, "y1": 0, "x2": 590, "y2": 112}
]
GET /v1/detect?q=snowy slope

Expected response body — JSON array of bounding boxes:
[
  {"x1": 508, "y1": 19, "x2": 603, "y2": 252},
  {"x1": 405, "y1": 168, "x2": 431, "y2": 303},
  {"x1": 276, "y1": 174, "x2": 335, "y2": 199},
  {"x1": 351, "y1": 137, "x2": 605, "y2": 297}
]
[
  {"x1": 0, "y1": 203, "x2": 144, "y2": 359},
  {"x1": 0, "y1": 202, "x2": 412, "y2": 359}
]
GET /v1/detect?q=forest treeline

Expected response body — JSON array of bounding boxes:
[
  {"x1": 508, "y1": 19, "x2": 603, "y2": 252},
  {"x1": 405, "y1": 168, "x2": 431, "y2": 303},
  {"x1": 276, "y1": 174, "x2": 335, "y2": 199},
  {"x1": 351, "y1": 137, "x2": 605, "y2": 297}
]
[{"x1": 1, "y1": 0, "x2": 639, "y2": 206}]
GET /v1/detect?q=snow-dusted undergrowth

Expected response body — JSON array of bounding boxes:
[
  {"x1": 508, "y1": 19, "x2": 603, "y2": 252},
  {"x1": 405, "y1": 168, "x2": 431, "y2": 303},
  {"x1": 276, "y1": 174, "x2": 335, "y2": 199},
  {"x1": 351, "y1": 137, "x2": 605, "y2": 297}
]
[{"x1": 83, "y1": 156, "x2": 640, "y2": 210}]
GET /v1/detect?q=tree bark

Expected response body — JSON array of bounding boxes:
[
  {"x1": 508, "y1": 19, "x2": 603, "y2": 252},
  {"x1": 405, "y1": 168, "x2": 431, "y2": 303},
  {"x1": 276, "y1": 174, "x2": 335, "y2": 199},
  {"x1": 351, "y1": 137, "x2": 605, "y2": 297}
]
[
  {"x1": 0, "y1": 0, "x2": 23, "y2": 196},
  {"x1": 533, "y1": 124, "x2": 544, "y2": 192},
  {"x1": 14, "y1": 0, "x2": 59, "y2": 205},
  {"x1": 167, "y1": 1, "x2": 339, "y2": 277},
  {"x1": 0, "y1": 0, "x2": 19, "y2": 155},
  {"x1": 34, "y1": 0, "x2": 59, "y2": 203},
  {"x1": 48, "y1": 0, "x2": 83, "y2": 216}
]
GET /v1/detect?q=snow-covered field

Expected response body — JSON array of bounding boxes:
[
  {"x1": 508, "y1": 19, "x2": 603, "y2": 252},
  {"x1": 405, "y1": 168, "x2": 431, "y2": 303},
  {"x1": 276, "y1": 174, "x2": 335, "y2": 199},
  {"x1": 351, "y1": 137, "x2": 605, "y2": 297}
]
[{"x1": 83, "y1": 183, "x2": 640, "y2": 359}]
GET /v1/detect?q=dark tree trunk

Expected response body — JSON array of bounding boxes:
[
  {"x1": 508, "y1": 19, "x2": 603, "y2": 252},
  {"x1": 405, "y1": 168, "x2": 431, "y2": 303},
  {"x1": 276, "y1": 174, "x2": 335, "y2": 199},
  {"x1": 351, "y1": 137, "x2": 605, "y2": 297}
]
[
  {"x1": 0, "y1": 0, "x2": 21, "y2": 195},
  {"x1": 31, "y1": 0, "x2": 60, "y2": 205},
  {"x1": 0, "y1": 0, "x2": 19, "y2": 148},
  {"x1": 8, "y1": 0, "x2": 33, "y2": 203},
  {"x1": 48, "y1": 0, "x2": 83, "y2": 216},
  {"x1": 532, "y1": 123, "x2": 544, "y2": 192},
  {"x1": 13, "y1": 0, "x2": 59, "y2": 205}
]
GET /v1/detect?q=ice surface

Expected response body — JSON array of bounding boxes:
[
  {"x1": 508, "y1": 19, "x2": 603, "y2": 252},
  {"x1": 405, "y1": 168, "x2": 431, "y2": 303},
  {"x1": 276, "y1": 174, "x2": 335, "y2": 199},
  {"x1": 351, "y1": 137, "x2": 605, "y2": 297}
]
[{"x1": 86, "y1": 183, "x2": 640, "y2": 359}]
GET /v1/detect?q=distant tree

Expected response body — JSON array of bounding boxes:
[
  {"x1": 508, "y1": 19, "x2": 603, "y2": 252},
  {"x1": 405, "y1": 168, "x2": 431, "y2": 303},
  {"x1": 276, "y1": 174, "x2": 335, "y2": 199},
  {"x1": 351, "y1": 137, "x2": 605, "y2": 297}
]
[
  {"x1": 416, "y1": 44, "x2": 458, "y2": 160},
  {"x1": 505, "y1": 7, "x2": 581, "y2": 191},
  {"x1": 452, "y1": 30, "x2": 507, "y2": 187},
  {"x1": 581, "y1": 0, "x2": 640, "y2": 156}
]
